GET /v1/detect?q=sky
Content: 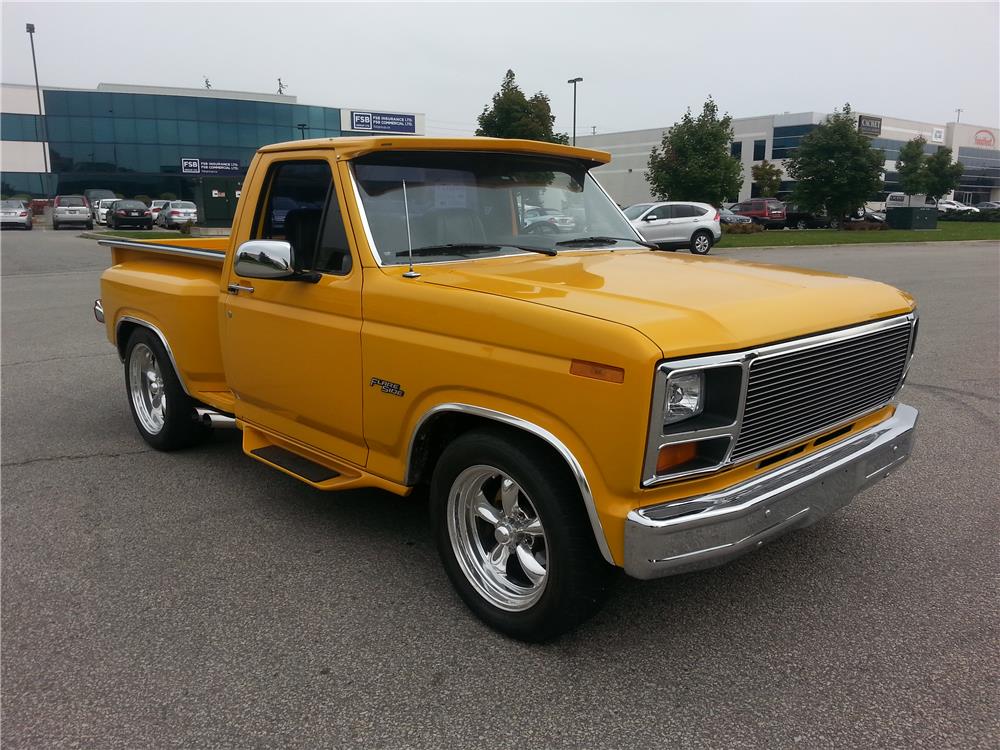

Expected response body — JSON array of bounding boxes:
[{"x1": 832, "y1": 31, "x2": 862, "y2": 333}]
[{"x1": 2, "y1": 1, "x2": 998, "y2": 137}]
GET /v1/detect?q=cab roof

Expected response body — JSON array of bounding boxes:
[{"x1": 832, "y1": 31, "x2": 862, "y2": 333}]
[{"x1": 257, "y1": 135, "x2": 611, "y2": 167}]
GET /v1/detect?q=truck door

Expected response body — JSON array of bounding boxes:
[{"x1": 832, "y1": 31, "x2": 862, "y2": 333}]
[{"x1": 221, "y1": 155, "x2": 366, "y2": 466}]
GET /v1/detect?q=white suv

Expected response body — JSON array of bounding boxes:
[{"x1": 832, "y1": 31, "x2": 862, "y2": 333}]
[{"x1": 624, "y1": 201, "x2": 722, "y2": 254}]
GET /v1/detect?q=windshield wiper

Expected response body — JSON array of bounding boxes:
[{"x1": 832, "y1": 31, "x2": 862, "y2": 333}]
[
  {"x1": 555, "y1": 236, "x2": 659, "y2": 250},
  {"x1": 395, "y1": 243, "x2": 557, "y2": 258}
]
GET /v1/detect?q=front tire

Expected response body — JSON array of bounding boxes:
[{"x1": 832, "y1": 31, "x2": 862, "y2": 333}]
[
  {"x1": 690, "y1": 230, "x2": 713, "y2": 254},
  {"x1": 124, "y1": 329, "x2": 207, "y2": 451},
  {"x1": 430, "y1": 429, "x2": 614, "y2": 642}
]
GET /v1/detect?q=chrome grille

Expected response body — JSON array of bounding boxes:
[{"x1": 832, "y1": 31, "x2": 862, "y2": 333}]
[{"x1": 730, "y1": 322, "x2": 912, "y2": 462}]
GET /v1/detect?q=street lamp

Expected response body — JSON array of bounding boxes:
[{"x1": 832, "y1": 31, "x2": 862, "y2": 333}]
[
  {"x1": 567, "y1": 77, "x2": 583, "y2": 146},
  {"x1": 25, "y1": 23, "x2": 49, "y2": 172},
  {"x1": 296, "y1": 123, "x2": 309, "y2": 140}
]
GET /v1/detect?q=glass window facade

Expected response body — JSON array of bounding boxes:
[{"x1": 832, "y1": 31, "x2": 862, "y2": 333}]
[
  {"x1": 2, "y1": 89, "x2": 345, "y2": 213},
  {"x1": 39, "y1": 90, "x2": 341, "y2": 175},
  {"x1": 771, "y1": 124, "x2": 817, "y2": 159},
  {"x1": 1, "y1": 113, "x2": 43, "y2": 142},
  {"x1": 956, "y1": 146, "x2": 1000, "y2": 202},
  {"x1": 752, "y1": 139, "x2": 766, "y2": 161},
  {"x1": 730, "y1": 141, "x2": 742, "y2": 159}
]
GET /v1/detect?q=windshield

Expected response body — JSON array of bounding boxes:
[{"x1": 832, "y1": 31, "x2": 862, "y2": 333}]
[
  {"x1": 58, "y1": 196, "x2": 86, "y2": 207},
  {"x1": 623, "y1": 204, "x2": 652, "y2": 220},
  {"x1": 2, "y1": 200, "x2": 24, "y2": 209},
  {"x1": 352, "y1": 151, "x2": 641, "y2": 265},
  {"x1": 172, "y1": 201, "x2": 196, "y2": 209},
  {"x1": 117, "y1": 200, "x2": 146, "y2": 209}
]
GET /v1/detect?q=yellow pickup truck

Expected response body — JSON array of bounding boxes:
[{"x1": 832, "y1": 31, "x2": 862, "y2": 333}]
[{"x1": 95, "y1": 136, "x2": 918, "y2": 641}]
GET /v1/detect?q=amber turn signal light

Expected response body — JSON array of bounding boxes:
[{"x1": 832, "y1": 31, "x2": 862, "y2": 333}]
[
  {"x1": 656, "y1": 442, "x2": 698, "y2": 474},
  {"x1": 570, "y1": 359, "x2": 625, "y2": 383}
]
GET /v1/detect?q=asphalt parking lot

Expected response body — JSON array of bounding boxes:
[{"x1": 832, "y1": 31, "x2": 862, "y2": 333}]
[{"x1": 2, "y1": 229, "x2": 998, "y2": 749}]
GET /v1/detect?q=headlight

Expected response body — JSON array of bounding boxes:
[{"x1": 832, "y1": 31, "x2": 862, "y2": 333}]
[{"x1": 664, "y1": 371, "x2": 704, "y2": 425}]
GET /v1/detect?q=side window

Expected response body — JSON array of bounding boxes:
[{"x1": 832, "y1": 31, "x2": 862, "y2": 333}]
[
  {"x1": 674, "y1": 205, "x2": 699, "y2": 218},
  {"x1": 648, "y1": 205, "x2": 673, "y2": 220},
  {"x1": 253, "y1": 160, "x2": 350, "y2": 274}
]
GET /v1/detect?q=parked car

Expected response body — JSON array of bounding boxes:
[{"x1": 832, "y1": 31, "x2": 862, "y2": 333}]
[
  {"x1": 52, "y1": 195, "x2": 94, "y2": 230},
  {"x1": 628, "y1": 201, "x2": 721, "y2": 254},
  {"x1": 719, "y1": 207, "x2": 752, "y2": 225},
  {"x1": 156, "y1": 200, "x2": 198, "y2": 228},
  {"x1": 106, "y1": 200, "x2": 153, "y2": 229},
  {"x1": 974, "y1": 201, "x2": 1000, "y2": 210},
  {"x1": 0, "y1": 199, "x2": 33, "y2": 230},
  {"x1": 937, "y1": 199, "x2": 978, "y2": 214},
  {"x1": 95, "y1": 198, "x2": 119, "y2": 225},
  {"x1": 84, "y1": 189, "x2": 116, "y2": 219},
  {"x1": 731, "y1": 198, "x2": 786, "y2": 227},
  {"x1": 149, "y1": 200, "x2": 169, "y2": 224},
  {"x1": 93, "y1": 135, "x2": 919, "y2": 641},
  {"x1": 783, "y1": 203, "x2": 831, "y2": 229},
  {"x1": 523, "y1": 205, "x2": 576, "y2": 234}
]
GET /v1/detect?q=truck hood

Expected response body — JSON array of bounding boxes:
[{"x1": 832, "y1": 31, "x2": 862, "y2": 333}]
[{"x1": 418, "y1": 250, "x2": 915, "y2": 358}]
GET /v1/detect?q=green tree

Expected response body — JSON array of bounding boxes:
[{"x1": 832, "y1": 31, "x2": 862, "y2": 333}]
[
  {"x1": 751, "y1": 160, "x2": 784, "y2": 198},
  {"x1": 786, "y1": 104, "x2": 884, "y2": 221},
  {"x1": 476, "y1": 70, "x2": 569, "y2": 144},
  {"x1": 895, "y1": 137, "x2": 929, "y2": 201},
  {"x1": 924, "y1": 147, "x2": 964, "y2": 201},
  {"x1": 646, "y1": 98, "x2": 743, "y2": 206}
]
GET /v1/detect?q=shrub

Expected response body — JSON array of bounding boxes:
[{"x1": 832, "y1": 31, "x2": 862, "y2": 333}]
[
  {"x1": 939, "y1": 209, "x2": 1000, "y2": 222},
  {"x1": 841, "y1": 220, "x2": 888, "y2": 231},
  {"x1": 722, "y1": 222, "x2": 764, "y2": 234},
  {"x1": 178, "y1": 220, "x2": 195, "y2": 235},
  {"x1": 133, "y1": 194, "x2": 151, "y2": 206},
  {"x1": 159, "y1": 192, "x2": 177, "y2": 201}
]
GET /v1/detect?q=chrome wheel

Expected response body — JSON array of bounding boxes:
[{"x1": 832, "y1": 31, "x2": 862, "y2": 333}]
[
  {"x1": 447, "y1": 465, "x2": 548, "y2": 611},
  {"x1": 128, "y1": 342, "x2": 166, "y2": 435}
]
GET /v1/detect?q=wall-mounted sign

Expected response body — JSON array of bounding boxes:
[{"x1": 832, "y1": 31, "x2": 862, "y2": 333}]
[
  {"x1": 211, "y1": 189, "x2": 226, "y2": 198},
  {"x1": 931, "y1": 127, "x2": 945, "y2": 143},
  {"x1": 344, "y1": 110, "x2": 417, "y2": 134},
  {"x1": 974, "y1": 129, "x2": 996, "y2": 148},
  {"x1": 181, "y1": 158, "x2": 243, "y2": 175},
  {"x1": 857, "y1": 115, "x2": 882, "y2": 137}
]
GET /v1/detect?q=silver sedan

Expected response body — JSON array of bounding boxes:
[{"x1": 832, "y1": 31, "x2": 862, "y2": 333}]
[{"x1": 0, "y1": 200, "x2": 33, "y2": 230}]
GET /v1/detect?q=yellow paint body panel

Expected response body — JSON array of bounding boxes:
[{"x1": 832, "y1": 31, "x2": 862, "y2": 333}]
[{"x1": 98, "y1": 137, "x2": 917, "y2": 567}]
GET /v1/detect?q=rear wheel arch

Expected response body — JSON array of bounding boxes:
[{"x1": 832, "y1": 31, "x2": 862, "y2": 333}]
[
  {"x1": 114, "y1": 316, "x2": 191, "y2": 396},
  {"x1": 406, "y1": 404, "x2": 614, "y2": 564}
]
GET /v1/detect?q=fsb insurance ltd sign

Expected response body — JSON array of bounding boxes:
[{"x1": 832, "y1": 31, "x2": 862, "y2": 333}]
[
  {"x1": 181, "y1": 158, "x2": 242, "y2": 175},
  {"x1": 342, "y1": 109, "x2": 422, "y2": 135}
]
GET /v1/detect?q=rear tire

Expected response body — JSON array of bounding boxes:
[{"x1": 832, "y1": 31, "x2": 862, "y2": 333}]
[
  {"x1": 430, "y1": 429, "x2": 614, "y2": 642},
  {"x1": 124, "y1": 329, "x2": 208, "y2": 451},
  {"x1": 795, "y1": 218, "x2": 808, "y2": 230},
  {"x1": 690, "y1": 230, "x2": 713, "y2": 254}
]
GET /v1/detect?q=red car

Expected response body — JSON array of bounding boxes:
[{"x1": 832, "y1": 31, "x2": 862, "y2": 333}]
[{"x1": 732, "y1": 198, "x2": 786, "y2": 228}]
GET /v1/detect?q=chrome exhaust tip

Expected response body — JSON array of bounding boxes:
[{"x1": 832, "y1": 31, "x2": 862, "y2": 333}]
[{"x1": 195, "y1": 407, "x2": 238, "y2": 429}]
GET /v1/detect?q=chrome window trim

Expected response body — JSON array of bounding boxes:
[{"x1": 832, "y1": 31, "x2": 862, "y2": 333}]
[
  {"x1": 347, "y1": 157, "x2": 646, "y2": 270},
  {"x1": 114, "y1": 316, "x2": 192, "y2": 396},
  {"x1": 97, "y1": 238, "x2": 225, "y2": 263},
  {"x1": 406, "y1": 403, "x2": 613, "y2": 564},
  {"x1": 642, "y1": 312, "x2": 916, "y2": 487}
]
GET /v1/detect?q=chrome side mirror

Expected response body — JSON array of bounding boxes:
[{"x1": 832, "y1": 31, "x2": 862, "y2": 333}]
[{"x1": 234, "y1": 240, "x2": 296, "y2": 280}]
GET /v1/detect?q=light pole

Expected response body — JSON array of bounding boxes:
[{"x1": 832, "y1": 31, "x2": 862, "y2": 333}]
[
  {"x1": 25, "y1": 23, "x2": 49, "y2": 172},
  {"x1": 567, "y1": 77, "x2": 583, "y2": 146},
  {"x1": 296, "y1": 123, "x2": 309, "y2": 140}
]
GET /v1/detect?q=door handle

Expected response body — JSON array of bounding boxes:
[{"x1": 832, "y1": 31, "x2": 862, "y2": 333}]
[{"x1": 227, "y1": 283, "x2": 255, "y2": 295}]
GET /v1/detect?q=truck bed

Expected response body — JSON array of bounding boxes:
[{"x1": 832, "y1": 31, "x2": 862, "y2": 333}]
[{"x1": 99, "y1": 236, "x2": 235, "y2": 413}]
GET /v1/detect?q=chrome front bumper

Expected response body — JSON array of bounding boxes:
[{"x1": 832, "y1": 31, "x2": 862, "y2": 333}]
[{"x1": 624, "y1": 404, "x2": 918, "y2": 579}]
